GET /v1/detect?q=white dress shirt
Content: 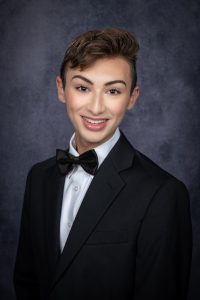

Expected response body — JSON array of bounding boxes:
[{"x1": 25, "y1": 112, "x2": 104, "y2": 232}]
[{"x1": 59, "y1": 128, "x2": 120, "y2": 252}]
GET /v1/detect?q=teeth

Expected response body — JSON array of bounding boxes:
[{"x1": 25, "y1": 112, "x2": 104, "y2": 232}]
[{"x1": 83, "y1": 117, "x2": 106, "y2": 124}]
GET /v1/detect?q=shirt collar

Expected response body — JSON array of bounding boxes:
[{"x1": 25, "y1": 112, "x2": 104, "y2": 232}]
[{"x1": 69, "y1": 128, "x2": 120, "y2": 167}]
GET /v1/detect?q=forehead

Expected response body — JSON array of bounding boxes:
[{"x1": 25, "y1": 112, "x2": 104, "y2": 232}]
[{"x1": 66, "y1": 57, "x2": 132, "y2": 82}]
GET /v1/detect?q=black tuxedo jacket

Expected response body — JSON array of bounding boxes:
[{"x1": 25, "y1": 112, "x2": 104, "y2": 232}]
[{"x1": 14, "y1": 133, "x2": 192, "y2": 300}]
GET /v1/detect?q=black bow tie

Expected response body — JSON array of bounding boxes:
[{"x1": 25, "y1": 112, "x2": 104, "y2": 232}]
[{"x1": 56, "y1": 149, "x2": 98, "y2": 176}]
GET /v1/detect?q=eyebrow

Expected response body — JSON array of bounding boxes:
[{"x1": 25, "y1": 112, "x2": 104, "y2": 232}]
[{"x1": 71, "y1": 75, "x2": 126, "y2": 87}]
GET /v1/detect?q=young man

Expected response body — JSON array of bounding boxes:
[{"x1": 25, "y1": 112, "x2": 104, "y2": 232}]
[{"x1": 14, "y1": 28, "x2": 192, "y2": 300}]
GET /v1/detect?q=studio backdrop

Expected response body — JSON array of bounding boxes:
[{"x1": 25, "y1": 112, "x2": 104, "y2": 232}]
[{"x1": 0, "y1": 0, "x2": 199, "y2": 299}]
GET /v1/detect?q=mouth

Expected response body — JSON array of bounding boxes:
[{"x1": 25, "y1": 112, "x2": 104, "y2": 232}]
[
  {"x1": 82, "y1": 116, "x2": 107, "y2": 124},
  {"x1": 81, "y1": 116, "x2": 108, "y2": 131}
]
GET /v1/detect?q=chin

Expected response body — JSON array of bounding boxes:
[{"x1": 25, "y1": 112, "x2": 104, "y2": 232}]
[
  {"x1": 83, "y1": 137, "x2": 105, "y2": 145},
  {"x1": 76, "y1": 126, "x2": 116, "y2": 147}
]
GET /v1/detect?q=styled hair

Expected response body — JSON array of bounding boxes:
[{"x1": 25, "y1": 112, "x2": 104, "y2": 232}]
[{"x1": 60, "y1": 28, "x2": 139, "y2": 93}]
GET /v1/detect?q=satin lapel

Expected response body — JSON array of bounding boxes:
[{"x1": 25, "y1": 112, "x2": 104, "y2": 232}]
[
  {"x1": 44, "y1": 165, "x2": 65, "y2": 275},
  {"x1": 51, "y1": 157, "x2": 125, "y2": 289}
]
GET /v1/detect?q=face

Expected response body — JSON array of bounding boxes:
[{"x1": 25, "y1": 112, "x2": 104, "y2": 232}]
[{"x1": 56, "y1": 57, "x2": 139, "y2": 154}]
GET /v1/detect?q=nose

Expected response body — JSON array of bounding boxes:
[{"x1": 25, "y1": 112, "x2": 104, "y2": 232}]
[{"x1": 87, "y1": 92, "x2": 105, "y2": 115}]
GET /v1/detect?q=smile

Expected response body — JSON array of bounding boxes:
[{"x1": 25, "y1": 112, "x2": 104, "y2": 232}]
[
  {"x1": 82, "y1": 116, "x2": 107, "y2": 124},
  {"x1": 81, "y1": 116, "x2": 108, "y2": 131}
]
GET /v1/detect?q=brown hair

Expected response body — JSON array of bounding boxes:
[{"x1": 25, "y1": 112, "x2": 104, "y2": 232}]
[{"x1": 60, "y1": 28, "x2": 139, "y2": 93}]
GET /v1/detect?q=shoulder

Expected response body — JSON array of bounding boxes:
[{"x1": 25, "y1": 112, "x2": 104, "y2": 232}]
[
  {"x1": 28, "y1": 155, "x2": 57, "y2": 179},
  {"x1": 120, "y1": 132, "x2": 188, "y2": 193},
  {"x1": 136, "y1": 148, "x2": 188, "y2": 190},
  {"x1": 134, "y1": 148, "x2": 173, "y2": 181},
  {"x1": 121, "y1": 140, "x2": 190, "y2": 219}
]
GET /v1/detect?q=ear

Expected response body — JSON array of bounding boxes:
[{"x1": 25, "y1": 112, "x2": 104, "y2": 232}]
[
  {"x1": 127, "y1": 86, "x2": 139, "y2": 110},
  {"x1": 56, "y1": 76, "x2": 66, "y2": 103}
]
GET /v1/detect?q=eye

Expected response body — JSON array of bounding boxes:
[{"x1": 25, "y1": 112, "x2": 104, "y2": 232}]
[
  {"x1": 76, "y1": 85, "x2": 89, "y2": 92},
  {"x1": 107, "y1": 88, "x2": 121, "y2": 95}
]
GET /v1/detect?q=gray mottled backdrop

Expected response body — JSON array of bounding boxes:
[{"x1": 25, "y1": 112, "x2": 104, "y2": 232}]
[{"x1": 0, "y1": 0, "x2": 199, "y2": 299}]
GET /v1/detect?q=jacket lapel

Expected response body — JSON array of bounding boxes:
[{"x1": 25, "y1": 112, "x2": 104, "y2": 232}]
[
  {"x1": 44, "y1": 164, "x2": 65, "y2": 275},
  {"x1": 50, "y1": 133, "x2": 135, "y2": 289}
]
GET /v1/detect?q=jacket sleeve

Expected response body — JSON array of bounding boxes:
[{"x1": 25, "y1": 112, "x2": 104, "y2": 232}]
[
  {"x1": 133, "y1": 178, "x2": 192, "y2": 300},
  {"x1": 13, "y1": 168, "x2": 40, "y2": 299}
]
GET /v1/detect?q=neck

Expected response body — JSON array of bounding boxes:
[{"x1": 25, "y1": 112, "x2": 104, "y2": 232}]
[{"x1": 75, "y1": 138, "x2": 97, "y2": 154}]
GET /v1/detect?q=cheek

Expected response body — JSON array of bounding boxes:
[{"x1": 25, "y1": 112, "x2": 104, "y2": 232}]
[
  {"x1": 65, "y1": 92, "x2": 82, "y2": 114},
  {"x1": 66, "y1": 100, "x2": 76, "y2": 112},
  {"x1": 109, "y1": 100, "x2": 129, "y2": 117}
]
